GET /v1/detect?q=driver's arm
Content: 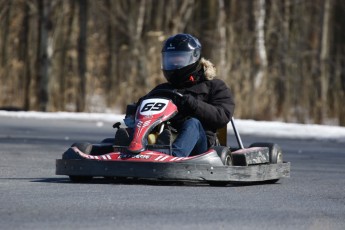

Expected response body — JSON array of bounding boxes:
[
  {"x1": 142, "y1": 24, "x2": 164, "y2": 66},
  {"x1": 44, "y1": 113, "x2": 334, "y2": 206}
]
[{"x1": 181, "y1": 80, "x2": 235, "y2": 130}]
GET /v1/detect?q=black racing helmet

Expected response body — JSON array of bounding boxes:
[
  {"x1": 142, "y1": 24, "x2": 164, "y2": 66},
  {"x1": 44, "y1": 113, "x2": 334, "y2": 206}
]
[{"x1": 161, "y1": 34, "x2": 202, "y2": 88}]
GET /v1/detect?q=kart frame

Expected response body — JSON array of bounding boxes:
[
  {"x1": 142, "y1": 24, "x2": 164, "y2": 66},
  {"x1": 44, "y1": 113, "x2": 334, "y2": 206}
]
[{"x1": 56, "y1": 118, "x2": 290, "y2": 184}]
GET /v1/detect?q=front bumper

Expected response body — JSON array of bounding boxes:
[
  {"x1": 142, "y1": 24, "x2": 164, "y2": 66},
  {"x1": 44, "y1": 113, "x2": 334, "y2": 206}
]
[{"x1": 56, "y1": 159, "x2": 290, "y2": 183}]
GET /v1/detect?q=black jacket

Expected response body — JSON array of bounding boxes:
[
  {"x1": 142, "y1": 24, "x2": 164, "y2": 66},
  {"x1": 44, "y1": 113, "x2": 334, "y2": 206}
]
[{"x1": 149, "y1": 58, "x2": 235, "y2": 146}]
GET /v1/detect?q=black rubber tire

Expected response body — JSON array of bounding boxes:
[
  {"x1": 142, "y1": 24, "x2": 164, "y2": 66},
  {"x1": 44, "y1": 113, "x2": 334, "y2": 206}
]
[
  {"x1": 71, "y1": 142, "x2": 92, "y2": 154},
  {"x1": 249, "y1": 142, "x2": 283, "y2": 163},
  {"x1": 209, "y1": 146, "x2": 232, "y2": 186},
  {"x1": 69, "y1": 142, "x2": 93, "y2": 182},
  {"x1": 249, "y1": 142, "x2": 283, "y2": 184},
  {"x1": 211, "y1": 146, "x2": 232, "y2": 166}
]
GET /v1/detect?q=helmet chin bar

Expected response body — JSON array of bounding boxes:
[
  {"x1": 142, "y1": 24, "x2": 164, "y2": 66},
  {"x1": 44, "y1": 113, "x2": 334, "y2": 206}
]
[{"x1": 163, "y1": 59, "x2": 202, "y2": 88}]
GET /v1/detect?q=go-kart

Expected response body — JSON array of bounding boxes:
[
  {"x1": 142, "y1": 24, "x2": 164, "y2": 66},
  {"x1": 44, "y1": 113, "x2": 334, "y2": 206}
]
[{"x1": 56, "y1": 89, "x2": 290, "y2": 185}]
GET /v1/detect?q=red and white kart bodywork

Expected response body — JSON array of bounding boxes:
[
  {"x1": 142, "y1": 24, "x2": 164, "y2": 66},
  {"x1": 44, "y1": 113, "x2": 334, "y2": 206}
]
[{"x1": 56, "y1": 90, "x2": 290, "y2": 185}]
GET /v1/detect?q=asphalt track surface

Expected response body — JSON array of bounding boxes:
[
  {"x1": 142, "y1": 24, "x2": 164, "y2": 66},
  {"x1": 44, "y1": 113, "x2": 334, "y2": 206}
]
[{"x1": 0, "y1": 116, "x2": 344, "y2": 230}]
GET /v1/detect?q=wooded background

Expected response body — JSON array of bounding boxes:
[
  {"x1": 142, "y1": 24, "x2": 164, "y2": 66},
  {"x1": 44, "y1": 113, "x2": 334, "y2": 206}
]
[{"x1": 0, "y1": 0, "x2": 344, "y2": 126}]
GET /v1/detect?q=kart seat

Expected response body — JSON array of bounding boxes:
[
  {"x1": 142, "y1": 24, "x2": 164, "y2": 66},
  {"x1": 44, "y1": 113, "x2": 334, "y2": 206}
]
[{"x1": 217, "y1": 125, "x2": 227, "y2": 146}]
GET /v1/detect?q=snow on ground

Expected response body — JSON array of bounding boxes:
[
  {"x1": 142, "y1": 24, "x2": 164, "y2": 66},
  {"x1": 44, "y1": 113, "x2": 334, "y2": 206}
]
[{"x1": 0, "y1": 110, "x2": 344, "y2": 142}]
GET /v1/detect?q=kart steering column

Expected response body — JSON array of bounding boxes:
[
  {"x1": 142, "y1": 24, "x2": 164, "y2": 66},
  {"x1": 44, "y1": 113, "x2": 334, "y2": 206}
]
[{"x1": 230, "y1": 117, "x2": 244, "y2": 149}]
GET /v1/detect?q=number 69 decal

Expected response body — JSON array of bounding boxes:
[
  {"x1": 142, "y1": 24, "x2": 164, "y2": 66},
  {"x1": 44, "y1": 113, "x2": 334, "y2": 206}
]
[{"x1": 139, "y1": 99, "x2": 169, "y2": 115}]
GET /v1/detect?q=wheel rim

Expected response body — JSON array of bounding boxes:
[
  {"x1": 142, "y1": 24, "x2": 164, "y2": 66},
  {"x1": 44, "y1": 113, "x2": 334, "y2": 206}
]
[
  {"x1": 225, "y1": 154, "x2": 232, "y2": 166},
  {"x1": 277, "y1": 151, "x2": 283, "y2": 163}
]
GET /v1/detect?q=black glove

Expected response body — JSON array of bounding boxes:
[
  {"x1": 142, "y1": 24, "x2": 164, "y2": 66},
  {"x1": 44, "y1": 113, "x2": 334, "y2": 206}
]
[
  {"x1": 170, "y1": 94, "x2": 196, "y2": 127},
  {"x1": 176, "y1": 94, "x2": 197, "y2": 113}
]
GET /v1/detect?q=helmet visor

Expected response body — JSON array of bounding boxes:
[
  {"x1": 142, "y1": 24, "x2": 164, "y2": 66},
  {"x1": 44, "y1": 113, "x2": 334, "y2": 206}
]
[{"x1": 162, "y1": 51, "x2": 199, "y2": 71}]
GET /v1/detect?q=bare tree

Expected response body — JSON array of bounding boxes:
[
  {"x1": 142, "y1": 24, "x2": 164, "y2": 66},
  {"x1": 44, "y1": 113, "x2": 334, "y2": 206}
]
[
  {"x1": 76, "y1": 0, "x2": 88, "y2": 112},
  {"x1": 217, "y1": 0, "x2": 227, "y2": 79},
  {"x1": 169, "y1": 0, "x2": 195, "y2": 34},
  {"x1": 37, "y1": 0, "x2": 53, "y2": 111},
  {"x1": 105, "y1": 0, "x2": 117, "y2": 107},
  {"x1": 318, "y1": 0, "x2": 333, "y2": 123},
  {"x1": 1, "y1": 0, "x2": 345, "y2": 126},
  {"x1": 254, "y1": 0, "x2": 267, "y2": 89},
  {"x1": 57, "y1": 1, "x2": 76, "y2": 111},
  {"x1": 0, "y1": 0, "x2": 12, "y2": 68},
  {"x1": 20, "y1": 1, "x2": 31, "y2": 111}
]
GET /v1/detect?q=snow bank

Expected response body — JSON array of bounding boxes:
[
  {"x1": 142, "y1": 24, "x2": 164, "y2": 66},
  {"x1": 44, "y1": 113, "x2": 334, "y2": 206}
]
[{"x1": 0, "y1": 110, "x2": 344, "y2": 142}]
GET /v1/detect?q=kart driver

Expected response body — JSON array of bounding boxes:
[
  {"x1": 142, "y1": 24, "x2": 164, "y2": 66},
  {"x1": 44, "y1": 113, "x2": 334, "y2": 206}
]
[
  {"x1": 125, "y1": 33, "x2": 235, "y2": 157},
  {"x1": 146, "y1": 33, "x2": 235, "y2": 157}
]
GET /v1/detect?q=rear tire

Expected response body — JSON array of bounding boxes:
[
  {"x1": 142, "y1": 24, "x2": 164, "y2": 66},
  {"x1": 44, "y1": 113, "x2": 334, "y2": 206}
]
[
  {"x1": 212, "y1": 146, "x2": 232, "y2": 166},
  {"x1": 249, "y1": 142, "x2": 283, "y2": 164},
  {"x1": 249, "y1": 142, "x2": 283, "y2": 184}
]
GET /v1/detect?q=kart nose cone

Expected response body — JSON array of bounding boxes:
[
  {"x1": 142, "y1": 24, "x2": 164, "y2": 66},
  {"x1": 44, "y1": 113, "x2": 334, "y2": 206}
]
[{"x1": 128, "y1": 140, "x2": 145, "y2": 153}]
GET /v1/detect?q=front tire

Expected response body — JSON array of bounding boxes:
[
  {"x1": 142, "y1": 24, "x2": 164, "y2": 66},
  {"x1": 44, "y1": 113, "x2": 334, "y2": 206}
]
[
  {"x1": 101, "y1": 138, "x2": 115, "y2": 144},
  {"x1": 69, "y1": 142, "x2": 93, "y2": 183},
  {"x1": 71, "y1": 142, "x2": 92, "y2": 154}
]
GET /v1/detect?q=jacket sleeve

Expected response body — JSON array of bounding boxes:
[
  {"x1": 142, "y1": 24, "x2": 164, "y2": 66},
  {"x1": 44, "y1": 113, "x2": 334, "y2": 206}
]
[{"x1": 187, "y1": 80, "x2": 235, "y2": 130}]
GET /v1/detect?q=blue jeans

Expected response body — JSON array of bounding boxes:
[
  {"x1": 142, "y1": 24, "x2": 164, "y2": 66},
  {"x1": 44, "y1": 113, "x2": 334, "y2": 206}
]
[{"x1": 172, "y1": 118, "x2": 207, "y2": 157}]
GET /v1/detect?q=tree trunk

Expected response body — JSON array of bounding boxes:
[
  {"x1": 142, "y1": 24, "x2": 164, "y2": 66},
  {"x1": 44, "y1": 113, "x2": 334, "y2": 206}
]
[
  {"x1": 281, "y1": 0, "x2": 291, "y2": 122},
  {"x1": 169, "y1": 0, "x2": 195, "y2": 34},
  {"x1": 77, "y1": 0, "x2": 88, "y2": 112},
  {"x1": 217, "y1": 0, "x2": 227, "y2": 79},
  {"x1": 1, "y1": 0, "x2": 12, "y2": 68},
  {"x1": 20, "y1": 1, "x2": 31, "y2": 111},
  {"x1": 318, "y1": 0, "x2": 333, "y2": 123},
  {"x1": 254, "y1": 0, "x2": 267, "y2": 89},
  {"x1": 37, "y1": 0, "x2": 53, "y2": 112},
  {"x1": 105, "y1": 0, "x2": 117, "y2": 107},
  {"x1": 58, "y1": 1, "x2": 76, "y2": 111}
]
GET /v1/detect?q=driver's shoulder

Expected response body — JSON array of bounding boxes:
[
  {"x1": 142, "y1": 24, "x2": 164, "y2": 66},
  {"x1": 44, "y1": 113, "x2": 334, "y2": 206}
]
[{"x1": 205, "y1": 78, "x2": 231, "y2": 93}]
